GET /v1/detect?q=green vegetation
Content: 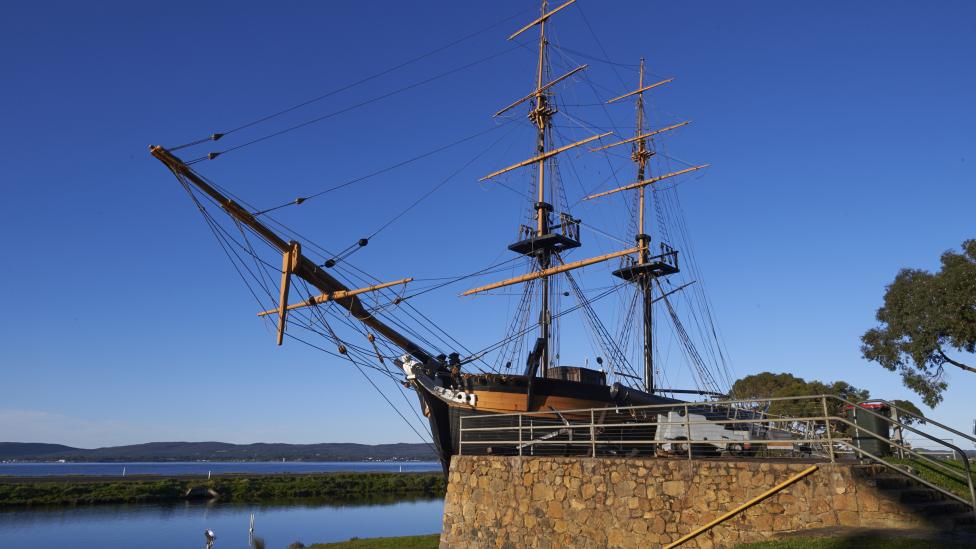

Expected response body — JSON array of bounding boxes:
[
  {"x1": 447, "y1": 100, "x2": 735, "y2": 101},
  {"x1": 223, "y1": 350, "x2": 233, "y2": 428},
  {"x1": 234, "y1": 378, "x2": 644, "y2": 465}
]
[
  {"x1": 728, "y1": 372, "x2": 923, "y2": 422},
  {"x1": 885, "y1": 457, "x2": 976, "y2": 500},
  {"x1": 735, "y1": 535, "x2": 972, "y2": 548},
  {"x1": 307, "y1": 534, "x2": 440, "y2": 549},
  {"x1": 861, "y1": 238, "x2": 976, "y2": 407},
  {"x1": 0, "y1": 479, "x2": 187, "y2": 506},
  {"x1": 0, "y1": 473, "x2": 445, "y2": 508}
]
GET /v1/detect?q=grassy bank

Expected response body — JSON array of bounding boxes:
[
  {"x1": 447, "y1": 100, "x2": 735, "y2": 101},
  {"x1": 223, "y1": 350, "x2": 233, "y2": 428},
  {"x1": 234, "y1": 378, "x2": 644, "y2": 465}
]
[
  {"x1": 308, "y1": 534, "x2": 440, "y2": 548},
  {"x1": 736, "y1": 535, "x2": 973, "y2": 548},
  {"x1": 0, "y1": 472, "x2": 445, "y2": 507}
]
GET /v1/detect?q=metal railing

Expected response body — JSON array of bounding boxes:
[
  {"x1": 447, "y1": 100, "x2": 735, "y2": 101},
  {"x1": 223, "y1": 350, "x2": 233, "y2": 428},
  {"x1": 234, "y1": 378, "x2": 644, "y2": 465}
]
[{"x1": 457, "y1": 394, "x2": 975, "y2": 520}]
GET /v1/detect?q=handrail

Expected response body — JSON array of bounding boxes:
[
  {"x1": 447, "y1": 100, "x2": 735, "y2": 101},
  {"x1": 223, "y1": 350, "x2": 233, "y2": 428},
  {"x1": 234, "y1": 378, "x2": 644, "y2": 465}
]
[
  {"x1": 859, "y1": 398, "x2": 976, "y2": 447},
  {"x1": 456, "y1": 393, "x2": 976, "y2": 519},
  {"x1": 831, "y1": 394, "x2": 976, "y2": 519},
  {"x1": 838, "y1": 437, "x2": 973, "y2": 508},
  {"x1": 832, "y1": 416, "x2": 972, "y2": 502}
]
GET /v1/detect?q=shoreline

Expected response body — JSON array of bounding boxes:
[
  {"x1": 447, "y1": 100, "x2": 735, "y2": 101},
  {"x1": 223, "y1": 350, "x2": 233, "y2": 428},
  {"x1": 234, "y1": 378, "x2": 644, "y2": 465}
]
[
  {"x1": 0, "y1": 470, "x2": 440, "y2": 484},
  {"x1": 0, "y1": 471, "x2": 445, "y2": 507}
]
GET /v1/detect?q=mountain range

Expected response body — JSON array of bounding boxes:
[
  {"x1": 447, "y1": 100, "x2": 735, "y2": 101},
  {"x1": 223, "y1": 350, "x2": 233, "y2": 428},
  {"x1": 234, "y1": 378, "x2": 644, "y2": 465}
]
[{"x1": 0, "y1": 442, "x2": 437, "y2": 462}]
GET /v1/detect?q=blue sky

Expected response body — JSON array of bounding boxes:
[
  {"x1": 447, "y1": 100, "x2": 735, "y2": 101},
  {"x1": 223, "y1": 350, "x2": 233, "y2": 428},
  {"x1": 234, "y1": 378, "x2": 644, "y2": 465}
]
[{"x1": 1, "y1": 0, "x2": 974, "y2": 448}]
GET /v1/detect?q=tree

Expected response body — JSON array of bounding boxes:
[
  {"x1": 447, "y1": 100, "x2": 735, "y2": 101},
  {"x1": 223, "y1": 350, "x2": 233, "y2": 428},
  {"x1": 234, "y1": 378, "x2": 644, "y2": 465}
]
[
  {"x1": 861, "y1": 239, "x2": 976, "y2": 407},
  {"x1": 890, "y1": 399, "x2": 925, "y2": 426},
  {"x1": 730, "y1": 372, "x2": 873, "y2": 418}
]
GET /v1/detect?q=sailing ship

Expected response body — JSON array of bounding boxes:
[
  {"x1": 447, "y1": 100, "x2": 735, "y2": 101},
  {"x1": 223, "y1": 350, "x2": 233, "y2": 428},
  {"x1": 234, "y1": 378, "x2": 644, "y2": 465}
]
[{"x1": 150, "y1": 0, "x2": 736, "y2": 474}]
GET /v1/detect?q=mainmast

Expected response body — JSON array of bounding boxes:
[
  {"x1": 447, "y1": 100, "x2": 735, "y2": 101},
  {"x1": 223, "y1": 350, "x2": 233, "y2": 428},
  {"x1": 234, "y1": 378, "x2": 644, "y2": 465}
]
[
  {"x1": 477, "y1": 0, "x2": 604, "y2": 380},
  {"x1": 634, "y1": 59, "x2": 655, "y2": 393},
  {"x1": 587, "y1": 61, "x2": 708, "y2": 393},
  {"x1": 474, "y1": 2, "x2": 692, "y2": 392},
  {"x1": 531, "y1": 0, "x2": 555, "y2": 377}
]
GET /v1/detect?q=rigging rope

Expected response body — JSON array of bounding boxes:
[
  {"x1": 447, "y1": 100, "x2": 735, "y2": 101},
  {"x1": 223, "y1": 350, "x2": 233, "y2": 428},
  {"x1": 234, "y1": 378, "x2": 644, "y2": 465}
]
[
  {"x1": 186, "y1": 45, "x2": 521, "y2": 163},
  {"x1": 169, "y1": 6, "x2": 532, "y2": 152},
  {"x1": 251, "y1": 119, "x2": 516, "y2": 217}
]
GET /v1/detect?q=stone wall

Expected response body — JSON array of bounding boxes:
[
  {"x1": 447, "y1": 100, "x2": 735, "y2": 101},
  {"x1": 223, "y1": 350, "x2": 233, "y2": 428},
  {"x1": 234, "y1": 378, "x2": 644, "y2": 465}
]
[{"x1": 440, "y1": 456, "x2": 934, "y2": 548}]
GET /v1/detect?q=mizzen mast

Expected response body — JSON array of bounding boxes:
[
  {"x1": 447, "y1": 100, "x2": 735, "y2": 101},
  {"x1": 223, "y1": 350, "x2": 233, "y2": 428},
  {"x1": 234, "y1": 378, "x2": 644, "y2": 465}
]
[{"x1": 590, "y1": 59, "x2": 702, "y2": 393}]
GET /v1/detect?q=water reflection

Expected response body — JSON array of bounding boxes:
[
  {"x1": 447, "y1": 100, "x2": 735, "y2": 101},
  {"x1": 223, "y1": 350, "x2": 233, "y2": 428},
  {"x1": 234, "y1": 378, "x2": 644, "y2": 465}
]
[{"x1": 0, "y1": 497, "x2": 444, "y2": 549}]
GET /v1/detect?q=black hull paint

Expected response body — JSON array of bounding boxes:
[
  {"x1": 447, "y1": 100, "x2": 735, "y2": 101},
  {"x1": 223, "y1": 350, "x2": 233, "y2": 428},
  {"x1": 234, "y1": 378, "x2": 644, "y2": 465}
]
[{"x1": 414, "y1": 374, "x2": 685, "y2": 475}]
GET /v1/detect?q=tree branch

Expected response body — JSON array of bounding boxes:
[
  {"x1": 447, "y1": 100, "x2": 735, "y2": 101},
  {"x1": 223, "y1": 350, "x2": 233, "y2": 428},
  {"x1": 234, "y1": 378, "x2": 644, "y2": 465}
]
[{"x1": 937, "y1": 347, "x2": 976, "y2": 373}]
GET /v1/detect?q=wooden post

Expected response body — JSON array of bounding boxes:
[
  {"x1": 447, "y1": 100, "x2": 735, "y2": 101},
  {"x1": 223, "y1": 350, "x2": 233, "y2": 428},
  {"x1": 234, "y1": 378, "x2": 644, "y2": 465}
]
[
  {"x1": 276, "y1": 241, "x2": 301, "y2": 345},
  {"x1": 663, "y1": 465, "x2": 819, "y2": 548},
  {"x1": 518, "y1": 414, "x2": 523, "y2": 457},
  {"x1": 590, "y1": 409, "x2": 596, "y2": 458},
  {"x1": 821, "y1": 395, "x2": 835, "y2": 463}
]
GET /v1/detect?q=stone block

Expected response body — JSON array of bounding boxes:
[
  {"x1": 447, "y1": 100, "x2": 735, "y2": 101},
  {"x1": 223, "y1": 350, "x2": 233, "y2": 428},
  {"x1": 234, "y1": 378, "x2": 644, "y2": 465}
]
[{"x1": 662, "y1": 480, "x2": 685, "y2": 497}]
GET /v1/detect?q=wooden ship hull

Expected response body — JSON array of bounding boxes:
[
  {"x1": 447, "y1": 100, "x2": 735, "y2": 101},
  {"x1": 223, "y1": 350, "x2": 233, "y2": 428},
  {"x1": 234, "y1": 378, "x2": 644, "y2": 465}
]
[
  {"x1": 151, "y1": 0, "x2": 741, "y2": 481},
  {"x1": 400, "y1": 359, "x2": 683, "y2": 472}
]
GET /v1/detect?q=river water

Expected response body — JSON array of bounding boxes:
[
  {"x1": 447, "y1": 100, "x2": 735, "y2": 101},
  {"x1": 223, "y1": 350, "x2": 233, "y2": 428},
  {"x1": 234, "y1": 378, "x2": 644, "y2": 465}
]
[
  {"x1": 0, "y1": 497, "x2": 444, "y2": 549},
  {"x1": 0, "y1": 462, "x2": 445, "y2": 548}
]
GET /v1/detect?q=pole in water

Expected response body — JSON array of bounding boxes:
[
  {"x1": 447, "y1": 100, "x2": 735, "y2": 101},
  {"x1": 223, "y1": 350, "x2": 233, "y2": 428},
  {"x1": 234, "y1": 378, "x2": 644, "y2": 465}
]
[
  {"x1": 249, "y1": 512, "x2": 255, "y2": 534},
  {"x1": 122, "y1": 466, "x2": 126, "y2": 477}
]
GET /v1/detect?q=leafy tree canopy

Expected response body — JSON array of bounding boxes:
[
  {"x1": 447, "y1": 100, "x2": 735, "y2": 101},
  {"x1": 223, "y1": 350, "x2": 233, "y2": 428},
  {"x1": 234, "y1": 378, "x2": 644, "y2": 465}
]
[
  {"x1": 861, "y1": 239, "x2": 976, "y2": 407},
  {"x1": 729, "y1": 372, "x2": 874, "y2": 417}
]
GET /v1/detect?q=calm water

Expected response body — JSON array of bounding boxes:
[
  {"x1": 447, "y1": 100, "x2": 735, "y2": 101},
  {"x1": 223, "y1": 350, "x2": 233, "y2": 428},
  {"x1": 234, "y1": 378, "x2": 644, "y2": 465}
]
[
  {"x1": 0, "y1": 461, "x2": 441, "y2": 477},
  {"x1": 0, "y1": 498, "x2": 444, "y2": 549}
]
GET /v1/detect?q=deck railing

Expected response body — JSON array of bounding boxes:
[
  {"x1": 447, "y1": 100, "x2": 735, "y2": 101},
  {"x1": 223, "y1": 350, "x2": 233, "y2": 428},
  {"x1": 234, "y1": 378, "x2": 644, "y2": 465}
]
[{"x1": 457, "y1": 394, "x2": 975, "y2": 519}]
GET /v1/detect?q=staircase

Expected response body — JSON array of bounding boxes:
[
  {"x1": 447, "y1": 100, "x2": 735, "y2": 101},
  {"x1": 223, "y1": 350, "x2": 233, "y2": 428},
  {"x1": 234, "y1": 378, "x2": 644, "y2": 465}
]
[{"x1": 853, "y1": 463, "x2": 976, "y2": 529}]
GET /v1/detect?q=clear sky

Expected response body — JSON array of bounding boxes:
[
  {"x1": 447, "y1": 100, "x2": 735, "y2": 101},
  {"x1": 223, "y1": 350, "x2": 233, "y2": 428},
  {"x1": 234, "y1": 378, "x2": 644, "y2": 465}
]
[{"x1": 1, "y1": 0, "x2": 974, "y2": 449}]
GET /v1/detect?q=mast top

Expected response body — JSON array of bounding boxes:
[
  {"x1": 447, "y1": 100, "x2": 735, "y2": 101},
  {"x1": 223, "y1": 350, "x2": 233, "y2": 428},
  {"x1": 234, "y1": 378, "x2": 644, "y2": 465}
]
[{"x1": 508, "y1": 0, "x2": 576, "y2": 41}]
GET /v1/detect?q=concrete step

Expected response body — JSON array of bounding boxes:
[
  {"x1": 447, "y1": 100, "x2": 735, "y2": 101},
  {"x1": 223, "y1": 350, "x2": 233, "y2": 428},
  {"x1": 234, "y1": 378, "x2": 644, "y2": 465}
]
[
  {"x1": 889, "y1": 487, "x2": 949, "y2": 504},
  {"x1": 949, "y1": 511, "x2": 976, "y2": 527},
  {"x1": 903, "y1": 499, "x2": 973, "y2": 517},
  {"x1": 869, "y1": 475, "x2": 917, "y2": 490}
]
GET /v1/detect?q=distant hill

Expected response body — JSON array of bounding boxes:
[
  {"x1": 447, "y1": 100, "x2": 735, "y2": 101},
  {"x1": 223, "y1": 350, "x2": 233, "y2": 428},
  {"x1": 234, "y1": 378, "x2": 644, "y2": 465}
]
[
  {"x1": 0, "y1": 443, "x2": 78, "y2": 459},
  {"x1": 0, "y1": 441, "x2": 436, "y2": 462}
]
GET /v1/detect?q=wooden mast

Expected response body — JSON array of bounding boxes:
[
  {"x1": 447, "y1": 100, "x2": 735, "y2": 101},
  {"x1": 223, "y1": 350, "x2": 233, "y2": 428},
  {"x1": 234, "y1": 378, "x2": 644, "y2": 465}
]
[
  {"x1": 149, "y1": 145, "x2": 434, "y2": 365},
  {"x1": 591, "y1": 59, "x2": 701, "y2": 394},
  {"x1": 634, "y1": 59, "x2": 654, "y2": 393},
  {"x1": 497, "y1": 0, "x2": 577, "y2": 378},
  {"x1": 533, "y1": 0, "x2": 553, "y2": 378}
]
